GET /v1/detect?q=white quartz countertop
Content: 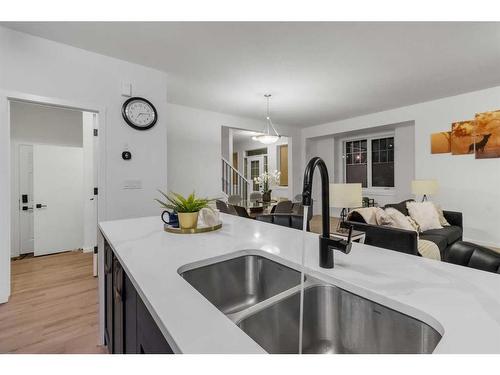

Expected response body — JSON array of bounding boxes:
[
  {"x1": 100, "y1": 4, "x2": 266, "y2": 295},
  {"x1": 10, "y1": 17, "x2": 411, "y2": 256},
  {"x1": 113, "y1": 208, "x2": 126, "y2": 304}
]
[{"x1": 98, "y1": 213, "x2": 500, "y2": 354}]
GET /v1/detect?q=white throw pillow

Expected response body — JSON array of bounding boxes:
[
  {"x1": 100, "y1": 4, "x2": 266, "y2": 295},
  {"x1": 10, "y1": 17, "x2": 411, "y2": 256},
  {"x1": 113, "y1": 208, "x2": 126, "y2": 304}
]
[
  {"x1": 384, "y1": 207, "x2": 416, "y2": 231},
  {"x1": 406, "y1": 202, "x2": 443, "y2": 232},
  {"x1": 432, "y1": 203, "x2": 450, "y2": 226}
]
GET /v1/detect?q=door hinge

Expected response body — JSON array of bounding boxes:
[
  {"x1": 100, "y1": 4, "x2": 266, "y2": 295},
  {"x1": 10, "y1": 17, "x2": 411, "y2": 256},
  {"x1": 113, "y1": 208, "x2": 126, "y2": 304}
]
[
  {"x1": 94, "y1": 246, "x2": 98, "y2": 254},
  {"x1": 94, "y1": 187, "x2": 98, "y2": 195},
  {"x1": 93, "y1": 129, "x2": 98, "y2": 136}
]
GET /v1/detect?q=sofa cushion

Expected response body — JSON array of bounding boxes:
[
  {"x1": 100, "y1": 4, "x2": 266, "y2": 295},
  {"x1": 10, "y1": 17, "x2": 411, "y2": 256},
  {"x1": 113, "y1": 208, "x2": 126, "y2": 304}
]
[
  {"x1": 384, "y1": 199, "x2": 414, "y2": 216},
  {"x1": 419, "y1": 233, "x2": 448, "y2": 252},
  {"x1": 468, "y1": 249, "x2": 500, "y2": 273},
  {"x1": 447, "y1": 241, "x2": 500, "y2": 274},
  {"x1": 422, "y1": 226, "x2": 462, "y2": 245}
]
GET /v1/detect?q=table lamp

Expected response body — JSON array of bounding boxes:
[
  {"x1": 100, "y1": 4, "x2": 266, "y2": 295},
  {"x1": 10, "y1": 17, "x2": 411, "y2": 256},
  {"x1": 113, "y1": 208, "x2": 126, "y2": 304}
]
[
  {"x1": 330, "y1": 183, "x2": 362, "y2": 232},
  {"x1": 411, "y1": 179, "x2": 438, "y2": 202}
]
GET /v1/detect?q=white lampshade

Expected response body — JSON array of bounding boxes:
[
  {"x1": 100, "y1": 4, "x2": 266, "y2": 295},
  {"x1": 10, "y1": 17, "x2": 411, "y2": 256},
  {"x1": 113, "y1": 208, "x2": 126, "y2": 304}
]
[
  {"x1": 411, "y1": 180, "x2": 438, "y2": 196},
  {"x1": 329, "y1": 183, "x2": 362, "y2": 208}
]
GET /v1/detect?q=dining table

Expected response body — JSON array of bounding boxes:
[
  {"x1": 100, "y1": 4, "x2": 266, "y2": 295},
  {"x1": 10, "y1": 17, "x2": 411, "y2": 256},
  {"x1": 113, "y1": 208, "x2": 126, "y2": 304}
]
[{"x1": 239, "y1": 199, "x2": 278, "y2": 218}]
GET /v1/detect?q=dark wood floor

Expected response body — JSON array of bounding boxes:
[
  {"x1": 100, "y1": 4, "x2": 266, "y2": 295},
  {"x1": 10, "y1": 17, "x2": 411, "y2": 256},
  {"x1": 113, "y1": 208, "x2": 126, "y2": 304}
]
[{"x1": 0, "y1": 251, "x2": 106, "y2": 353}]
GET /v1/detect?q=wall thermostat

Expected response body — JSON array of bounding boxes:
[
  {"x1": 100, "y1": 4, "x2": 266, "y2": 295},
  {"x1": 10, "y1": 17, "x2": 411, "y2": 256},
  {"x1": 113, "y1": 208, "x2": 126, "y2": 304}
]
[{"x1": 122, "y1": 151, "x2": 132, "y2": 160}]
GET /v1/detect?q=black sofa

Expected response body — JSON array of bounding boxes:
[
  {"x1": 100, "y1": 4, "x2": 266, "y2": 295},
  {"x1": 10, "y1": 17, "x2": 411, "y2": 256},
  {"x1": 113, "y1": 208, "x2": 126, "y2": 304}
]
[
  {"x1": 345, "y1": 200, "x2": 463, "y2": 260},
  {"x1": 446, "y1": 241, "x2": 500, "y2": 274}
]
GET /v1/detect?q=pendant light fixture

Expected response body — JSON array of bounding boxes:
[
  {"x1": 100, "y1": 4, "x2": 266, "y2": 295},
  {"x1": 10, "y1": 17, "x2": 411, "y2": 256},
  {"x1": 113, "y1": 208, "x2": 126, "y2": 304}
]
[{"x1": 253, "y1": 94, "x2": 281, "y2": 144}]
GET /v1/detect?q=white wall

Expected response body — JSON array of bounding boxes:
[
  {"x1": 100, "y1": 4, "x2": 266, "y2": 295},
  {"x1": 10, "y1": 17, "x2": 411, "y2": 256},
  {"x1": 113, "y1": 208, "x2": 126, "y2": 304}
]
[
  {"x1": 0, "y1": 26, "x2": 168, "y2": 302},
  {"x1": 10, "y1": 101, "x2": 84, "y2": 146},
  {"x1": 166, "y1": 103, "x2": 300, "y2": 199},
  {"x1": 301, "y1": 86, "x2": 500, "y2": 247}
]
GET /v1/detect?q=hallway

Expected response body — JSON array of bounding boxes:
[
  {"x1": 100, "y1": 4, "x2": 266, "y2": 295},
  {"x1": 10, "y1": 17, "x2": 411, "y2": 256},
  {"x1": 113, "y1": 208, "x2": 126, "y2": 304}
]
[{"x1": 0, "y1": 251, "x2": 106, "y2": 353}]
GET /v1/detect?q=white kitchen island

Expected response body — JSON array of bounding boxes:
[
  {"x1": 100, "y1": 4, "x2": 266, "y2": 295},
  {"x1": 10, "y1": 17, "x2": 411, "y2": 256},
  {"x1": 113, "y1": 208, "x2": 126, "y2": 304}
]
[{"x1": 98, "y1": 213, "x2": 500, "y2": 354}]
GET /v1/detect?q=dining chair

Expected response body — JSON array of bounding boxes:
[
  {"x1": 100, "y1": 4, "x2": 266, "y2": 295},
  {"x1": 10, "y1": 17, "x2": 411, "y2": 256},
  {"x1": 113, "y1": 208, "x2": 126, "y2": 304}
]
[
  {"x1": 230, "y1": 204, "x2": 252, "y2": 219},
  {"x1": 249, "y1": 192, "x2": 262, "y2": 202},
  {"x1": 216, "y1": 199, "x2": 229, "y2": 214},
  {"x1": 274, "y1": 200, "x2": 293, "y2": 214},
  {"x1": 228, "y1": 195, "x2": 242, "y2": 205}
]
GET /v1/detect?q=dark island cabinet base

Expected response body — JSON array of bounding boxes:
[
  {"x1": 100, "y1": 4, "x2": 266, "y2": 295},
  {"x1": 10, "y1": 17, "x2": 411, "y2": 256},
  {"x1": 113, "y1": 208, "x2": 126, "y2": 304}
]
[{"x1": 104, "y1": 237, "x2": 174, "y2": 354}]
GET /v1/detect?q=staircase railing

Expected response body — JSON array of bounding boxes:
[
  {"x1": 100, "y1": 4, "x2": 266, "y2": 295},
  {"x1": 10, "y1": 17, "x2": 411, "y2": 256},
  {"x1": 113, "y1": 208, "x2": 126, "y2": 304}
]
[{"x1": 222, "y1": 157, "x2": 249, "y2": 201}]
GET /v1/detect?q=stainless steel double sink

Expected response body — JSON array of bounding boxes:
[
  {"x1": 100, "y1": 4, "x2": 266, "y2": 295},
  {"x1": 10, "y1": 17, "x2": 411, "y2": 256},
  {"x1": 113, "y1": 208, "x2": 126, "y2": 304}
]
[{"x1": 179, "y1": 253, "x2": 442, "y2": 354}]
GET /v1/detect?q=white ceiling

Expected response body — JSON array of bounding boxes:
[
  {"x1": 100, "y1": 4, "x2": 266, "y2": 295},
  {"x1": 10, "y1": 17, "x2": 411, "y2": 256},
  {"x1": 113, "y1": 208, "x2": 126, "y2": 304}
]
[
  {"x1": 4, "y1": 22, "x2": 500, "y2": 128},
  {"x1": 231, "y1": 129, "x2": 260, "y2": 144}
]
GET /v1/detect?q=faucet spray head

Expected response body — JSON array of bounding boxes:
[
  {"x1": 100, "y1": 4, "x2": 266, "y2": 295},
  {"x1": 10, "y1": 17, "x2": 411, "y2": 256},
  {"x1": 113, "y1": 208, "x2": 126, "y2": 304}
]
[{"x1": 302, "y1": 188, "x2": 312, "y2": 206}]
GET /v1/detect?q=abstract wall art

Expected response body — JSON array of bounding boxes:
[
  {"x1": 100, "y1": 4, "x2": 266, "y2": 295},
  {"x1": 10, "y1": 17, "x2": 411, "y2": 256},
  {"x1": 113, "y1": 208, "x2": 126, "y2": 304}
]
[
  {"x1": 474, "y1": 110, "x2": 500, "y2": 159},
  {"x1": 430, "y1": 131, "x2": 451, "y2": 154},
  {"x1": 451, "y1": 120, "x2": 475, "y2": 155}
]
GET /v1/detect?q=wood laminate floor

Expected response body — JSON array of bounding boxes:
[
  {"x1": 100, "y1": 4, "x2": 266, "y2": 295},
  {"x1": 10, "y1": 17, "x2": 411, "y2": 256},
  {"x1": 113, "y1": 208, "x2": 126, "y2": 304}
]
[
  {"x1": 310, "y1": 215, "x2": 341, "y2": 235},
  {"x1": 0, "y1": 251, "x2": 106, "y2": 354}
]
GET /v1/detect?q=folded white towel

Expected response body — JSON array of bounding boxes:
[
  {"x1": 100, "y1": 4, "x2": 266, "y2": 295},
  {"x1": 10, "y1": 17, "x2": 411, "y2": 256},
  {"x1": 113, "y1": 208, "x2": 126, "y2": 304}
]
[{"x1": 199, "y1": 208, "x2": 220, "y2": 227}]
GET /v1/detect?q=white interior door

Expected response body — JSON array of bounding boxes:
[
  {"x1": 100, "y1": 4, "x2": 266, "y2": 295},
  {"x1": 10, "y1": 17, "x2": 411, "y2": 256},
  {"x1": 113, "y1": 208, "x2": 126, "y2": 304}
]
[
  {"x1": 247, "y1": 155, "x2": 265, "y2": 192},
  {"x1": 33, "y1": 144, "x2": 84, "y2": 256},
  {"x1": 18, "y1": 144, "x2": 34, "y2": 254}
]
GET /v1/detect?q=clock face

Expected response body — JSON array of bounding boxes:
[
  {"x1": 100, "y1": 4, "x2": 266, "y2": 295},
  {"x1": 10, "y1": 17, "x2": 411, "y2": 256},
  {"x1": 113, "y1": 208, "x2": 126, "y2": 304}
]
[{"x1": 122, "y1": 97, "x2": 157, "y2": 130}]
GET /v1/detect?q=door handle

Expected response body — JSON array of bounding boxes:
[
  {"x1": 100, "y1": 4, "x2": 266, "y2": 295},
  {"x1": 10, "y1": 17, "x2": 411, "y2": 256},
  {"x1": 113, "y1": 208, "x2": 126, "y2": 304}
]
[
  {"x1": 22, "y1": 206, "x2": 34, "y2": 211},
  {"x1": 35, "y1": 204, "x2": 47, "y2": 209}
]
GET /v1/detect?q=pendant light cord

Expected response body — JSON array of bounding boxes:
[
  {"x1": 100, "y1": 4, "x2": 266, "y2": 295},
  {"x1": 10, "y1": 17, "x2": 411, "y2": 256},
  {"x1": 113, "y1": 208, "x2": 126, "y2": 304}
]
[{"x1": 264, "y1": 94, "x2": 279, "y2": 137}]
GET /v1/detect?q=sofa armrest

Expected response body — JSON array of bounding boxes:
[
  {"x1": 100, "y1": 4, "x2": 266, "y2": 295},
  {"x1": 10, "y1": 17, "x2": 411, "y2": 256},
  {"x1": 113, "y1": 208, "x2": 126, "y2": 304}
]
[
  {"x1": 443, "y1": 210, "x2": 462, "y2": 228},
  {"x1": 345, "y1": 221, "x2": 419, "y2": 256}
]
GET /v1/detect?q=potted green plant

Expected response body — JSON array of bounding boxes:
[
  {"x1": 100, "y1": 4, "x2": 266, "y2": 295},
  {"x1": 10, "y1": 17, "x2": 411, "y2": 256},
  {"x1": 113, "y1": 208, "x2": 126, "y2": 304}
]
[
  {"x1": 253, "y1": 170, "x2": 281, "y2": 202},
  {"x1": 156, "y1": 191, "x2": 214, "y2": 229}
]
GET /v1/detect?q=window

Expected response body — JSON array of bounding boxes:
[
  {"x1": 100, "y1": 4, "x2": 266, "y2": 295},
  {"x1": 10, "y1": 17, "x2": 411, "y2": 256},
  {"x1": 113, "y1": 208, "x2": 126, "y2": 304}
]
[
  {"x1": 344, "y1": 139, "x2": 367, "y2": 187},
  {"x1": 246, "y1": 148, "x2": 267, "y2": 156},
  {"x1": 344, "y1": 136, "x2": 394, "y2": 189},
  {"x1": 250, "y1": 160, "x2": 260, "y2": 191},
  {"x1": 371, "y1": 137, "x2": 394, "y2": 187}
]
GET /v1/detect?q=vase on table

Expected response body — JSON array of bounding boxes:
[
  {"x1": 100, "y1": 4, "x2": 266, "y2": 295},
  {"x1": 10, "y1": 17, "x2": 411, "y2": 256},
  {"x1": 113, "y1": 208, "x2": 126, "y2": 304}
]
[{"x1": 262, "y1": 190, "x2": 272, "y2": 203}]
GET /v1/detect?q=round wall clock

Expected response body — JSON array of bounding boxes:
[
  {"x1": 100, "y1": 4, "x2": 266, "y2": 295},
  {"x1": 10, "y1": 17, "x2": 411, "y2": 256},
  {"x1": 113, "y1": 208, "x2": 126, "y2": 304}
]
[{"x1": 121, "y1": 97, "x2": 158, "y2": 130}]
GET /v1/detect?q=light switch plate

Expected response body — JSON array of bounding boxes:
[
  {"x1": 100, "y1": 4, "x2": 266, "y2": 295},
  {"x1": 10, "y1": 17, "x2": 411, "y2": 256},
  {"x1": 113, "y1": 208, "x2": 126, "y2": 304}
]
[
  {"x1": 121, "y1": 83, "x2": 132, "y2": 97},
  {"x1": 123, "y1": 180, "x2": 142, "y2": 189}
]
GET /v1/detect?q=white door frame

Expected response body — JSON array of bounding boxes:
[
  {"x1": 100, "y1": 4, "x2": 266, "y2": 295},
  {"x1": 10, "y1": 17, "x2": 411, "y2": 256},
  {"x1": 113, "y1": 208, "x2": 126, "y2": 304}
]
[{"x1": 0, "y1": 90, "x2": 107, "y2": 313}]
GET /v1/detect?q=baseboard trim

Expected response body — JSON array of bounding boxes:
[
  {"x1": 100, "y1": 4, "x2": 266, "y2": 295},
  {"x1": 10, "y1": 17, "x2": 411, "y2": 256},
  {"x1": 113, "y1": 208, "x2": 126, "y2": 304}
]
[
  {"x1": 0, "y1": 293, "x2": 9, "y2": 304},
  {"x1": 82, "y1": 247, "x2": 94, "y2": 253}
]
